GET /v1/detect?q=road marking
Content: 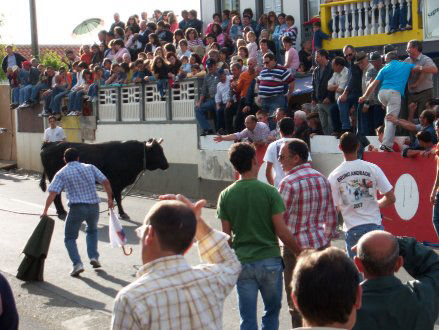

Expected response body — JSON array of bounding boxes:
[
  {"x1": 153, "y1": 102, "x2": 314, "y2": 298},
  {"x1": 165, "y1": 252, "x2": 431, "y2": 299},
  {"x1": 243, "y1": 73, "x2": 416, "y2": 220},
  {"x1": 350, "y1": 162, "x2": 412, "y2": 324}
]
[{"x1": 0, "y1": 194, "x2": 56, "y2": 213}]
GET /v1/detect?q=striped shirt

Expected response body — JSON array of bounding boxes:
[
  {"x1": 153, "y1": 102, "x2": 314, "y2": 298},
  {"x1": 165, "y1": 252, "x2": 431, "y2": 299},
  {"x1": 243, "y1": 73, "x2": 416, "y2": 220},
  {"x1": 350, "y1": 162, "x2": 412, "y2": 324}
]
[
  {"x1": 257, "y1": 65, "x2": 294, "y2": 98},
  {"x1": 111, "y1": 229, "x2": 241, "y2": 330},
  {"x1": 279, "y1": 163, "x2": 337, "y2": 249},
  {"x1": 48, "y1": 161, "x2": 107, "y2": 206}
]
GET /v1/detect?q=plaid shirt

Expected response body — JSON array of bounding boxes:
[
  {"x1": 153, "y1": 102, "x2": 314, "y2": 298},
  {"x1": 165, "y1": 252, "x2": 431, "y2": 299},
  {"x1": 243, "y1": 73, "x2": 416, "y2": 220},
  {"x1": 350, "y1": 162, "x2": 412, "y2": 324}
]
[
  {"x1": 234, "y1": 122, "x2": 270, "y2": 143},
  {"x1": 279, "y1": 163, "x2": 337, "y2": 249},
  {"x1": 48, "y1": 161, "x2": 107, "y2": 205},
  {"x1": 111, "y1": 229, "x2": 241, "y2": 330}
]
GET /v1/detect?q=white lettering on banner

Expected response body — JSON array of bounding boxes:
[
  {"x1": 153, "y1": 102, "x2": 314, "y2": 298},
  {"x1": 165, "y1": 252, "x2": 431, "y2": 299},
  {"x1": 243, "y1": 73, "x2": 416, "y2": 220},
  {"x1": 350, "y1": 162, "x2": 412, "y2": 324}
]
[
  {"x1": 424, "y1": 2, "x2": 439, "y2": 40},
  {"x1": 394, "y1": 174, "x2": 419, "y2": 221}
]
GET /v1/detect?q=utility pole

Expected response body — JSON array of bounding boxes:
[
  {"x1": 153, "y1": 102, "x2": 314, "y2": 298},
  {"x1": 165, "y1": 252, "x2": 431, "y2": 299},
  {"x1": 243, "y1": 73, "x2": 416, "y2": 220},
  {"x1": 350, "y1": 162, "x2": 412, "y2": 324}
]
[{"x1": 29, "y1": 0, "x2": 39, "y2": 59}]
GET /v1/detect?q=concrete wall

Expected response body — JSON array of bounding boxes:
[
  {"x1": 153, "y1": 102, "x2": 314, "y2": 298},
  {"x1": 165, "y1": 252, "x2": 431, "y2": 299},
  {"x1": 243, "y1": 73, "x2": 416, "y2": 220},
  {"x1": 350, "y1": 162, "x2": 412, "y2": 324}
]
[
  {"x1": 0, "y1": 85, "x2": 17, "y2": 161},
  {"x1": 16, "y1": 132, "x2": 44, "y2": 172}
]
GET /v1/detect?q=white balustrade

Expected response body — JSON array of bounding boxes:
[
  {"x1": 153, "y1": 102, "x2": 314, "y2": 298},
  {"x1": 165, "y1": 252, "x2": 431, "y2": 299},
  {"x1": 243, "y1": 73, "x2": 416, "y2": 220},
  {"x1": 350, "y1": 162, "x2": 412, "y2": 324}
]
[
  {"x1": 358, "y1": 3, "x2": 364, "y2": 36},
  {"x1": 338, "y1": 5, "x2": 344, "y2": 37},
  {"x1": 172, "y1": 80, "x2": 196, "y2": 121},
  {"x1": 352, "y1": 3, "x2": 358, "y2": 37},
  {"x1": 364, "y1": 1, "x2": 369, "y2": 35},
  {"x1": 344, "y1": 4, "x2": 350, "y2": 37},
  {"x1": 406, "y1": 0, "x2": 411, "y2": 28},
  {"x1": 378, "y1": 1, "x2": 384, "y2": 34},
  {"x1": 384, "y1": 0, "x2": 391, "y2": 33},
  {"x1": 121, "y1": 86, "x2": 141, "y2": 121},
  {"x1": 144, "y1": 84, "x2": 167, "y2": 121},
  {"x1": 331, "y1": 6, "x2": 338, "y2": 38},
  {"x1": 98, "y1": 87, "x2": 117, "y2": 122}
]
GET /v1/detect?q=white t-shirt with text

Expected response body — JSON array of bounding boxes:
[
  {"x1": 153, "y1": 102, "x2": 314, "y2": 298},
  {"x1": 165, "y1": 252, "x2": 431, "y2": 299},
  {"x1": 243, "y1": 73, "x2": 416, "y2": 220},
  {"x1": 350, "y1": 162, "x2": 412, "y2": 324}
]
[{"x1": 328, "y1": 159, "x2": 392, "y2": 231}]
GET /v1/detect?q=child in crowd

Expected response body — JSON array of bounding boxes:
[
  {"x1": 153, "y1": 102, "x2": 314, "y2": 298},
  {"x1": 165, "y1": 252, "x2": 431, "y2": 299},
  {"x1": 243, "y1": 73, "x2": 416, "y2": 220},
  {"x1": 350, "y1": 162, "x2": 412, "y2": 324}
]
[
  {"x1": 87, "y1": 66, "x2": 106, "y2": 102},
  {"x1": 205, "y1": 33, "x2": 216, "y2": 54},
  {"x1": 283, "y1": 36, "x2": 300, "y2": 75},
  {"x1": 230, "y1": 15, "x2": 243, "y2": 42},
  {"x1": 187, "y1": 64, "x2": 206, "y2": 78},
  {"x1": 8, "y1": 66, "x2": 20, "y2": 108},
  {"x1": 305, "y1": 112, "x2": 324, "y2": 139},
  {"x1": 120, "y1": 62, "x2": 130, "y2": 84},
  {"x1": 137, "y1": 52, "x2": 147, "y2": 61},
  {"x1": 238, "y1": 46, "x2": 249, "y2": 66},
  {"x1": 146, "y1": 52, "x2": 154, "y2": 60},
  {"x1": 177, "y1": 39, "x2": 192, "y2": 59},
  {"x1": 312, "y1": 22, "x2": 331, "y2": 51},
  {"x1": 368, "y1": 125, "x2": 401, "y2": 152},
  {"x1": 132, "y1": 60, "x2": 146, "y2": 83},
  {"x1": 180, "y1": 56, "x2": 192, "y2": 75},
  {"x1": 246, "y1": 31, "x2": 258, "y2": 59}
]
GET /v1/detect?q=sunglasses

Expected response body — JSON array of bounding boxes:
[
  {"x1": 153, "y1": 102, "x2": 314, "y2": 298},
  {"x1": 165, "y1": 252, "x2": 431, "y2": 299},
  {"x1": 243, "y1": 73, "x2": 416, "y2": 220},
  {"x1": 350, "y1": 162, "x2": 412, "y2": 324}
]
[{"x1": 345, "y1": 53, "x2": 354, "y2": 57}]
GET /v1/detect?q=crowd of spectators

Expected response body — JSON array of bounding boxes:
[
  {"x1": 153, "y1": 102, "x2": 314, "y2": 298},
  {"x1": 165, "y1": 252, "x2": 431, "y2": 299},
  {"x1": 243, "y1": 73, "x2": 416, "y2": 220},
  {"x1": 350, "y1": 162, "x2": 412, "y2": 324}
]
[{"x1": 2, "y1": 8, "x2": 439, "y2": 158}]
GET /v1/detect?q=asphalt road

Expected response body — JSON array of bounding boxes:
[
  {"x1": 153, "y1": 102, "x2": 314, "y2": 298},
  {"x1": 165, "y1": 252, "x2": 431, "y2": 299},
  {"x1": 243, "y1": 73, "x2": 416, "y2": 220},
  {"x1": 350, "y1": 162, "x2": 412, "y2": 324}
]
[{"x1": 0, "y1": 170, "x2": 438, "y2": 330}]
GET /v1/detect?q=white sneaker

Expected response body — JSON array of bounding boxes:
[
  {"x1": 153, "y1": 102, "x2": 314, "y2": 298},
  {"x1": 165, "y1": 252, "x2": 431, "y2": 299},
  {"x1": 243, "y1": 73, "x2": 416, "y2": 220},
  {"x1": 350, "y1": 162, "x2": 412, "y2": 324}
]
[
  {"x1": 70, "y1": 263, "x2": 84, "y2": 277},
  {"x1": 90, "y1": 258, "x2": 101, "y2": 268}
]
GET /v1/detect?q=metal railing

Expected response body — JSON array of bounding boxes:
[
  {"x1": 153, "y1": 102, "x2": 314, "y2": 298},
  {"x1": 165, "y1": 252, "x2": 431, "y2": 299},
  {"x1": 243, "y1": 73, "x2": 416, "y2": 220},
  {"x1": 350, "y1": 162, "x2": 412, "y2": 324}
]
[
  {"x1": 96, "y1": 78, "x2": 201, "y2": 123},
  {"x1": 320, "y1": 0, "x2": 423, "y2": 50}
]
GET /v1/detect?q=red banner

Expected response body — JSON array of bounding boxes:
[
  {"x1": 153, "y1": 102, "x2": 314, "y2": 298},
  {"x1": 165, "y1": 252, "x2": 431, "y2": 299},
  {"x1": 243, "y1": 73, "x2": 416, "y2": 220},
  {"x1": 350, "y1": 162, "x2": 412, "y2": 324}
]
[{"x1": 363, "y1": 152, "x2": 438, "y2": 243}]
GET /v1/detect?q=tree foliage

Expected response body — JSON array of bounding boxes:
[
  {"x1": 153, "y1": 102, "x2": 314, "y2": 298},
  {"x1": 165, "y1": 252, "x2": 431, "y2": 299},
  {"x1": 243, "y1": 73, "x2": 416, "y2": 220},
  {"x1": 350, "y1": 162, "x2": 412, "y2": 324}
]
[
  {"x1": 40, "y1": 50, "x2": 66, "y2": 71},
  {"x1": 0, "y1": 44, "x2": 10, "y2": 81}
]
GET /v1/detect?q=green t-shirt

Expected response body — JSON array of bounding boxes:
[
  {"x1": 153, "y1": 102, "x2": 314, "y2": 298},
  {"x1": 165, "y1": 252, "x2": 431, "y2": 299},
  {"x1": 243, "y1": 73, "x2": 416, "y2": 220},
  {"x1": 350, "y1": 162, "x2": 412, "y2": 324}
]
[{"x1": 216, "y1": 178, "x2": 286, "y2": 264}]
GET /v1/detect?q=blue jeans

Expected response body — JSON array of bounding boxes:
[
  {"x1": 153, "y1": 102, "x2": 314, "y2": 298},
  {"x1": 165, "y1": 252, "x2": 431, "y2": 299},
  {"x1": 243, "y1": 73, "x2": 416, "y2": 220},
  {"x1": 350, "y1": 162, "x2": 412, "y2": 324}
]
[
  {"x1": 11, "y1": 87, "x2": 20, "y2": 104},
  {"x1": 390, "y1": 1, "x2": 408, "y2": 30},
  {"x1": 237, "y1": 257, "x2": 284, "y2": 330},
  {"x1": 68, "y1": 90, "x2": 84, "y2": 112},
  {"x1": 19, "y1": 84, "x2": 33, "y2": 104},
  {"x1": 216, "y1": 105, "x2": 226, "y2": 131},
  {"x1": 157, "y1": 79, "x2": 168, "y2": 97},
  {"x1": 345, "y1": 223, "x2": 384, "y2": 258},
  {"x1": 51, "y1": 89, "x2": 70, "y2": 113},
  {"x1": 65, "y1": 203, "x2": 100, "y2": 266},
  {"x1": 337, "y1": 99, "x2": 352, "y2": 130},
  {"x1": 30, "y1": 82, "x2": 49, "y2": 102},
  {"x1": 195, "y1": 98, "x2": 216, "y2": 131},
  {"x1": 88, "y1": 83, "x2": 98, "y2": 98},
  {"x1": 261, "y1": 95, "x2": 287, "y2": 130},
  {"x1": 433, "y1": 192, "x2": 439, "y2": 239}
]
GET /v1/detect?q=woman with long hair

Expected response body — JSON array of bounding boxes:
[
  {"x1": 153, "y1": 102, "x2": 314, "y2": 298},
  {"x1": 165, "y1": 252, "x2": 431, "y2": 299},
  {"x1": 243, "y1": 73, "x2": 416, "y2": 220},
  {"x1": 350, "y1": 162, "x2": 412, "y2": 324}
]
[
  {"x1": 211, "y1": 23, "x2": 226, "y2": 47},
  {"x1": 127, "y1": 15, "x2": 140, "y2": 33},
  {"x1": 267, "y1": 11, "x2": 278, "y2": 38},
  {"x1": 173, "y1": 29, "x2": 185, "y2": 48},
  {"x1": 152, "y1": 56, "x2": 170, "y2": 99},
  {"x1": 229, "y1": 15, "x2": 243, "y2": 42},
  {"x1": 205, "y1": 13, "x2": 222, "y2": 35},
  {"x1": 168, "y1": 12, "x2": 179, "y2": 33},
  {"x1": 185, "y1": 28, "x2": 204, "y2": 51},
  {"x1": 144, "y1": 33, "x2": 161, "y2": 53}
]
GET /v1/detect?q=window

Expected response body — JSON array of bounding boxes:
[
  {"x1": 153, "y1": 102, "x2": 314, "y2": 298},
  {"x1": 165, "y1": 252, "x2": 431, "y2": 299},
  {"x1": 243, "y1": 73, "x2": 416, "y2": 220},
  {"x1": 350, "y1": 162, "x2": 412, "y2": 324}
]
[
  {"x1": 263, "y1": 0, "x2": 282, "y2": 14},
  {"x1": 222, "y1": 0, "x2": 239, "y2": 12},
  {"x1": 307, "y1": 0, "x2": 323, "y2": 20}
]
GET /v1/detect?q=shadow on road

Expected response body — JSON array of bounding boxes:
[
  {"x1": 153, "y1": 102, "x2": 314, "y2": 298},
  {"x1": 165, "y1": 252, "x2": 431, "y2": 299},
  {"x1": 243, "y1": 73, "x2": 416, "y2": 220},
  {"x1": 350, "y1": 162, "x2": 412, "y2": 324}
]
[
  {"x1": 0, "y1": 173, "x2": 22, "y2": 183},
  {"x1": 78, "y1": 276, "x2": 120, "y2": 298},
  {"x1": 95, "y1": 269, "x2": 130, "y2": 287},
  {"x1": 21, "y1": 280, "x2": 106, "y2": 310}
]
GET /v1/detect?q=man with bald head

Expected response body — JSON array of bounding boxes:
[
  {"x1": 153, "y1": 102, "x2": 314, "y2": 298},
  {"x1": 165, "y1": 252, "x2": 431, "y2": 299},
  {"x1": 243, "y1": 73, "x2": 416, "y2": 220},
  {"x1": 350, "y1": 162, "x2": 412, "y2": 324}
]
[{"x1": 353, "y1": 230, "x2": 439, "y2": 330}]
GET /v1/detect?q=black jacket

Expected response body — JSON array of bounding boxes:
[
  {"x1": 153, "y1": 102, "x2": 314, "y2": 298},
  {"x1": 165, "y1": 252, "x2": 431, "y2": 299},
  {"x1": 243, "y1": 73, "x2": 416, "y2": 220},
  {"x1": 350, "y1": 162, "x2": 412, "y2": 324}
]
[
  {"x1": 312, "y1": 63, "x2": 334, "y2": 102},
  {"x1": 345, "y1": 63, "x2": 363, "y2": 96},
  {"x1": 2, "y1": 52, "x2": 27, "y2": 73}
]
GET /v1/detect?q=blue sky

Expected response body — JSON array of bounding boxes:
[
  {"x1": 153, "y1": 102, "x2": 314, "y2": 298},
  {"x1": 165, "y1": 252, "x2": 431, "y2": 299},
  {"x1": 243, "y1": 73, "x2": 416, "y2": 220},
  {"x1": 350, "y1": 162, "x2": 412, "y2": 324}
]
[{"x1": 0, "y1": 0, "x2": 200, "y2": 45}]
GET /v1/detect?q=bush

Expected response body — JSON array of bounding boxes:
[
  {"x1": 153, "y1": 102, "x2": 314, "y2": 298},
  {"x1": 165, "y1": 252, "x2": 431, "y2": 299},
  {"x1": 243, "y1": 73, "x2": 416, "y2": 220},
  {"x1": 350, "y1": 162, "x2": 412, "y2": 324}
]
[
  {"x1": 40, "y1": 50, "x2": 66, "y2": 71},
  {"x1": 0, "y1": 44, "x2": 10, "y2": 81}
]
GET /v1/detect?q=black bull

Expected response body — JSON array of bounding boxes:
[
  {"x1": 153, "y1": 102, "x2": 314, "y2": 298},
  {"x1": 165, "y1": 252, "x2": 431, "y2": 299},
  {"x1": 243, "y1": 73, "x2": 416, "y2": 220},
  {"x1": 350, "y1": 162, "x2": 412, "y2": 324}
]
[{"x1": 39, "y1": 139, "x2": 169, "y2": 219}]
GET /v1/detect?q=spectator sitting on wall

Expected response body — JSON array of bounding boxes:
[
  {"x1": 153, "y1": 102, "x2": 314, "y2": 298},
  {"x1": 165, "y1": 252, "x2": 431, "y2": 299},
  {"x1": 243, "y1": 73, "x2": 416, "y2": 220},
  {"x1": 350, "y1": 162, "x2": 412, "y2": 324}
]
[
  {"x1": 403, "y1": 130, "x2": 435, "y2": 158},
  {"x1": 387, "y1": 109, "x2": 437, "y2": 149},
  {"x1": 305, "y1": 112, "x2": 324, "y2": 140},
  {"x1": 214, "y1": 114, "x2": 270, "y2": 147},
  {"x1": 293, "y1": 110, "x2": 309, "y2": 145},
  {"x1": 298, "y1": 40, "x2": 313, "y2": 72},
  {"x1": 2, "y1": 45, "x2": 26, "y2": 74}
]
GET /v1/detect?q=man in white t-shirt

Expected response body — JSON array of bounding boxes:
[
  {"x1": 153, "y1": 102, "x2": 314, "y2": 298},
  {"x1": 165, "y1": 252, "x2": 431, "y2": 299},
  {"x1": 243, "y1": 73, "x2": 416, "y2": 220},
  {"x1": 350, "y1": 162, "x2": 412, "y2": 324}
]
[
  {"x1": 264, "y1": 117, "x2": 312, "y2": 188},
  {"x1": 44, "y1": 116, "x2": 66, "y2": 143},
  {"x1": 328, "y1": 132, "x2": 395, "y2": 258}
]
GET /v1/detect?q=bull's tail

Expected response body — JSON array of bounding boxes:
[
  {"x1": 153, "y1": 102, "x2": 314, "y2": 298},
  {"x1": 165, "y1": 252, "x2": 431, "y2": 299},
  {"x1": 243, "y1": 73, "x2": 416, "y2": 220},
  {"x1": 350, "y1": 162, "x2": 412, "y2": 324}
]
[{"x1": 40, "y1": 172, "x2": 47, "y2": 192}]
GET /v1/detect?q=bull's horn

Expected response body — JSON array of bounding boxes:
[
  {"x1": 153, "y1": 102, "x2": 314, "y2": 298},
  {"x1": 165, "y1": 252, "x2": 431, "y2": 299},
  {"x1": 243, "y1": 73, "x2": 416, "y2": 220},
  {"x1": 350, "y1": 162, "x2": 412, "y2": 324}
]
[{"x1": 157, "y1": 138, "x2": 163, "y2": 144}]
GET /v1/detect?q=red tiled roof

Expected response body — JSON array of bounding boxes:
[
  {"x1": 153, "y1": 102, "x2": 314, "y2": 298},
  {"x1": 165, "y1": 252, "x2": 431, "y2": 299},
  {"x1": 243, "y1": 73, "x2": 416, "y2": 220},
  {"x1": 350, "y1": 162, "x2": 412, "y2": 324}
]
[{"x1": 13, "y1": 45, "x2": 81, "y2": 61}]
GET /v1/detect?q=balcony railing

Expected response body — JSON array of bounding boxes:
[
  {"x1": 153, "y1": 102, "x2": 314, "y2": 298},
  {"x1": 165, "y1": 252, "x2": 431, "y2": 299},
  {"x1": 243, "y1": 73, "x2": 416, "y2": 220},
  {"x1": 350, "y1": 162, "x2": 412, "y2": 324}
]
[
  {"x1": 96, "y1": 78, "x2": 200, "y2": 123},
  {"x1": 320, "y1": 0, "x2": 423, "y2": 50}
]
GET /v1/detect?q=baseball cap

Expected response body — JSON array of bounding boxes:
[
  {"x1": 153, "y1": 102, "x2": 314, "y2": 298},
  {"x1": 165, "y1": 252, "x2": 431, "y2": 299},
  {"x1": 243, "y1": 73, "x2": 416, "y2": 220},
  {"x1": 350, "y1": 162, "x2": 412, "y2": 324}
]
[
  {"x1": 354, "y1": 51, "x2": 367, "y2": 63},
  {"x1": 369, "y1": 51, "x2": 381, "y2": 61},
  {"x1": 206, "y1": 58, "x2": 217, "y2": 67}
]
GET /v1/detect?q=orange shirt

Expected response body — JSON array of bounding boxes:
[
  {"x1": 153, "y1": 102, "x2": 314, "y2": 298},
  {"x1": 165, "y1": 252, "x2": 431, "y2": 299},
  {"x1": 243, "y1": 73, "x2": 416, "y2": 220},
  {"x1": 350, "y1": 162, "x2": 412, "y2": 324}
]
[{"x1": 236, "y1": 70, "x2": 256, "y2": 99}]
